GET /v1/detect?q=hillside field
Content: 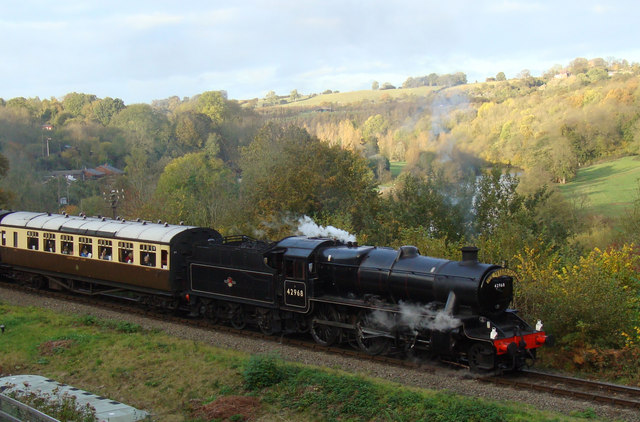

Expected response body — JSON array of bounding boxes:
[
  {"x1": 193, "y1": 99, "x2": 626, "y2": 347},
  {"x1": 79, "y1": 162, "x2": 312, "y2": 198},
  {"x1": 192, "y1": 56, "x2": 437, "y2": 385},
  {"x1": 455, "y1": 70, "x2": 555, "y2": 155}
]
[{"x1": 557, "y1": 156, "x2": 640, "y2": 218}]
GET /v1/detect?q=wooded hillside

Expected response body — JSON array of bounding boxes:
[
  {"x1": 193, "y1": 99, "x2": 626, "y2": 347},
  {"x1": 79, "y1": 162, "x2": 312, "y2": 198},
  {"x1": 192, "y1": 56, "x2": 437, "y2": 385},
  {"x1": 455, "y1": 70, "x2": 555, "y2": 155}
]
[{"x1": 2, "y1": 56, "x2": 640, "y2": 379}]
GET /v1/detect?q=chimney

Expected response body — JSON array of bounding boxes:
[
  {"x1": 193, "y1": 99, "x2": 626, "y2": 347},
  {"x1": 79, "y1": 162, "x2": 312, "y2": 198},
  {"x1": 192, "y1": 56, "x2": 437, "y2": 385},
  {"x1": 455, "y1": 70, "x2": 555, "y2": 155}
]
[{"x1": 460, "y1": 246, "x2": 478, "y2": 264}]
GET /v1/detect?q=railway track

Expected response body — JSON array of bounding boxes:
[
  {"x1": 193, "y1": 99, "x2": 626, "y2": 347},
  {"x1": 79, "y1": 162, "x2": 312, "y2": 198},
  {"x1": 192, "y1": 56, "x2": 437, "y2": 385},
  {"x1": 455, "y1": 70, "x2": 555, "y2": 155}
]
[
  {"x1": 480, "y1": 370, "x2": 640, "y2": 409},
  {"x1": 4, "y1": 280, "x2": 640, "y2": 411}
]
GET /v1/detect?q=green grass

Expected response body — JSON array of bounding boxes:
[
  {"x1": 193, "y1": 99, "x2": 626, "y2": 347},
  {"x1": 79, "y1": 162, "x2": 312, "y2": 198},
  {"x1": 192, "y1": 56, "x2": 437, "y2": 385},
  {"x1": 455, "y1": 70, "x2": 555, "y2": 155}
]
[
  {"x1": 274, "y1": 86, "x2": 439, "y2": 107},
  {"x1": 0, "y1": 302, "x2": 597, "y2": 421},
  {"x1": 557, "y1": 155, "x2": 640, "y2": 218},
  {"x1": 390, "y1": 161, "x2": 407, "y2": 178}
]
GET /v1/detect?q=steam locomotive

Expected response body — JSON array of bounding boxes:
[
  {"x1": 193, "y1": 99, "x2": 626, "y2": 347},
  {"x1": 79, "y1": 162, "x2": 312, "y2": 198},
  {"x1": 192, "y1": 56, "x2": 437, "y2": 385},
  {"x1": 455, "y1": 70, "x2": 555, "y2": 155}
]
[{"x1": 0, "y1": 210, "x2": 552, "y2": 371}]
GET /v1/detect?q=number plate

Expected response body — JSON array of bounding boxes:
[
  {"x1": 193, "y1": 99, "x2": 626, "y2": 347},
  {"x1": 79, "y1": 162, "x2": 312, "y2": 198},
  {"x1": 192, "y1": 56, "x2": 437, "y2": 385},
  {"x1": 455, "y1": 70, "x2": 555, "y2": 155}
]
[{"x1": 284, "y1": 280, "x2": 306, "y2": 308}]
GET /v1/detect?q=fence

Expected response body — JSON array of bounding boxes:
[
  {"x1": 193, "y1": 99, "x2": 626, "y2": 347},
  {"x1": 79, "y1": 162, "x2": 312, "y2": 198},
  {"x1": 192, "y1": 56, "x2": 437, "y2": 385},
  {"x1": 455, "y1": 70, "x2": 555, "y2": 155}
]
[{"x1": 0, "y1": 392, "x2": 60, "y2": 422}]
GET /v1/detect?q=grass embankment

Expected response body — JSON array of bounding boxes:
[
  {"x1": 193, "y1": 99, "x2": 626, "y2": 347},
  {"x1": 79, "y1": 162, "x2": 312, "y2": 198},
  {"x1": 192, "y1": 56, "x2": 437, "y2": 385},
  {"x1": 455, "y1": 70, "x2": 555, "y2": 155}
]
[
  {"x1": 558, "y1": 155, "x2": 640, "y2": 218},
  {"x1": 0, "y1": 303, "x2": 596, "y2": 421}
]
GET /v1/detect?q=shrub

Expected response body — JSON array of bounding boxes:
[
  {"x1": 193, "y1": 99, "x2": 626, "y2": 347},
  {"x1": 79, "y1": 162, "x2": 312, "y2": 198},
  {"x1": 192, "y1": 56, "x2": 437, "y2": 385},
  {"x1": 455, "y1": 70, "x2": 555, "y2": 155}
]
[
  {"x1": 242, "y1": 353, "x2": 291, "y2": 390},
  {"x1": 514, "y1": 244, "x2": 640, "y2": 348}
]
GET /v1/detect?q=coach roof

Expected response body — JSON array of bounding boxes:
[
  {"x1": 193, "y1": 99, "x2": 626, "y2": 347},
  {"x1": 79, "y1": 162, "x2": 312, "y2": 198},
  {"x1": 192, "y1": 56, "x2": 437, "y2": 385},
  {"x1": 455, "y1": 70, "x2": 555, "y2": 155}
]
[{"x1": 0, "y1": 211, "x2": 207, "y2": 244}]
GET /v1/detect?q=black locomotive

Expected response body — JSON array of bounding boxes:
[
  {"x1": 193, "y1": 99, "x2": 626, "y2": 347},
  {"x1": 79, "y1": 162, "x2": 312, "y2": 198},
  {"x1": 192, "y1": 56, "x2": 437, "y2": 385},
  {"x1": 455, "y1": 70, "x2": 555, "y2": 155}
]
[{"x1": 0, "y1": 211, "x2": 551, "y2": 371}]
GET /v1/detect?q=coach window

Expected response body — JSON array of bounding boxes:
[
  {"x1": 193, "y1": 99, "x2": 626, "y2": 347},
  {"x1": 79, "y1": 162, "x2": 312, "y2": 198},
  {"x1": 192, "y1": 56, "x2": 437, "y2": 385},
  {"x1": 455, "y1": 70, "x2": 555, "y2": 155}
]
[
  {"x1": 140, "y1": 244, "x2": 156, "y2": 267},
  {"x1": 79, "y1": 237, "x2": 93, "y2": 257},
  {"x1": 161, "y1": 250, "x2": 168, "y2": 269},
  {"x1": 61, "y1": 235, "x2": 73, "y2": 255},
  {"x1": 118, "y1": 241, "x2": 134, "y2": 263},
  {"x1": 27, "y1": 231, "x2": 39, "y2": 250},
  {"x1": 98, "y1": 239, "x2": 112, "y2": 260},
  {"x1": 1, "y1": 231, "x2": 5, "y2": 246},
  {"x1": 13, "y1": 232, "x2": 18, "y2": 247},
  {"x1": 43, "y1": 233, "x2": 55, "y2": 252}
]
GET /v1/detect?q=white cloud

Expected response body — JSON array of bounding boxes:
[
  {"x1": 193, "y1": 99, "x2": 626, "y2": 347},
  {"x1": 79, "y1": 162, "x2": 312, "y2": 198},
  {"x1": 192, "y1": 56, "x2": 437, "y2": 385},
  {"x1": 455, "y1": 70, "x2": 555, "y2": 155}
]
[
  {"x1": 488, "y1": 1, "x2": 547, "y2": 13},
  {"x1": 1, "y1": 1, "x2": 640, "y2": 104},
  {"x1": 118, "y1": 12, "x2": 185, "y2": 30}
]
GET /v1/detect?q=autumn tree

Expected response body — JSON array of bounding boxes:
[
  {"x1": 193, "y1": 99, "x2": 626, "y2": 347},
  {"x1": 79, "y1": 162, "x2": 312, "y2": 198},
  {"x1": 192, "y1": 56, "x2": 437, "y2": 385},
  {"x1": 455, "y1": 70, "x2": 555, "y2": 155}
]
[
  {"x1": 386, "y1": 171, "x2": 469, "y2": 241},
  {"x1": 569, "y1": 57, "x2": 589, "y2": 75},
  {"x1": 264, "y1": 91, "x2": 277, "y2": 105},
  {"x1": 173, "y1": 111, "x2": 212, "y2": 154},
  {"x1": 151, "y1": 151, "x2": 237, "y2": 228},
  {"x1": 196, "y1": 91, "x2": 227, "y2": 127},
  {"x1": 239, "y1": 123, "x2": 378, "y2": 237}
]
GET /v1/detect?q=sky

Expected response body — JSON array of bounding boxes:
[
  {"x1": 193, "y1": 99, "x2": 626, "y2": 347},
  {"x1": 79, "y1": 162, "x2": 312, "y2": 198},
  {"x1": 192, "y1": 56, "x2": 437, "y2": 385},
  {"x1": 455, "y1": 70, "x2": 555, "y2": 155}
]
[{"x1": 1, "y1": 0, "x2": 639, "y2": 105}]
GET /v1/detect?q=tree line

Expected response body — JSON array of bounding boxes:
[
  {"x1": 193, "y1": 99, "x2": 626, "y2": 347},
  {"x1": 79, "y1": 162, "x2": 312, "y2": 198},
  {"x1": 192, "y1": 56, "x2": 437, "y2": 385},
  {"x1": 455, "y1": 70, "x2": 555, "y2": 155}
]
[{"x1": 1, "y1": 57, "x2": 640, "y2": 368}]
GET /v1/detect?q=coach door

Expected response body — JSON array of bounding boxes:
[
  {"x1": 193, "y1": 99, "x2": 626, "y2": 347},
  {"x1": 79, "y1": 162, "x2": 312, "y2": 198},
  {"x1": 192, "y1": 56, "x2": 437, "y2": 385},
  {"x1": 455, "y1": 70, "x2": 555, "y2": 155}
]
[{"x1": 282, "y1": 257, "x2": 310, "y2": 312}]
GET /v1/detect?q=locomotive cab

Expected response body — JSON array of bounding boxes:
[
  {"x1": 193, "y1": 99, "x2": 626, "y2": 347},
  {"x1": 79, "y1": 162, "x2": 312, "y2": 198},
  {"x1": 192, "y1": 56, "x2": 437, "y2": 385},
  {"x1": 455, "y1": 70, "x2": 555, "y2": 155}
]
[{"x1": 265, "y1": 236, "x2": 343, "y2": 313}]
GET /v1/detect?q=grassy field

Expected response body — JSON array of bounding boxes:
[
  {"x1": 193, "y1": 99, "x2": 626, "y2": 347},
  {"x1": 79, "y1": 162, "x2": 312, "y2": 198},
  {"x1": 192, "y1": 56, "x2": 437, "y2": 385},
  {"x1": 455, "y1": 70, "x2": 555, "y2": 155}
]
[
  {"x1": 272, "y1": 86, "x2": 440, "y2": 108},
  {"x1": 0, "y1": 303, "x2": 594, "y2": 421},
  {"x1": 389, "y1": 161, "x2": 407, "y2": 178},
  {"x1": 557, "y1": 155, "x2": 640, "y2": 218}
]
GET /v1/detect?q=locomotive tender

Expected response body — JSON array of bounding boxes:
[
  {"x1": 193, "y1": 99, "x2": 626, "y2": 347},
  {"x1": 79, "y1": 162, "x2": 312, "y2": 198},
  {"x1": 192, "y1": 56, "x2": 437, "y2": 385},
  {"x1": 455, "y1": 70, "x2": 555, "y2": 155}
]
[{"x1": 0, "y1": 210, "x2": 551, "y2": 371}]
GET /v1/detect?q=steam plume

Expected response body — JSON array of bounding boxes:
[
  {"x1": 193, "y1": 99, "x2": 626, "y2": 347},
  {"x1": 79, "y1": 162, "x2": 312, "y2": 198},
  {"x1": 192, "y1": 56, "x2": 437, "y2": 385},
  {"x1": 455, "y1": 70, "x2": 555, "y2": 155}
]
[
  {"x1": 297, "y1": 216, "x2": 356, "y2": 243},
  {"x1": 371, "y1": 301, "x2": 461, "y2": 333}
]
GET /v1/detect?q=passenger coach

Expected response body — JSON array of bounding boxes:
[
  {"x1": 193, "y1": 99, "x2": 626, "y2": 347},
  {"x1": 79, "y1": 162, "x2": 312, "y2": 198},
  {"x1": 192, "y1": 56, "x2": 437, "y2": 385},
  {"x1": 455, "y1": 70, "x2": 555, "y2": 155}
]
[{"x1": 0, "y1": 211, "x2": 221, "y2": 305}]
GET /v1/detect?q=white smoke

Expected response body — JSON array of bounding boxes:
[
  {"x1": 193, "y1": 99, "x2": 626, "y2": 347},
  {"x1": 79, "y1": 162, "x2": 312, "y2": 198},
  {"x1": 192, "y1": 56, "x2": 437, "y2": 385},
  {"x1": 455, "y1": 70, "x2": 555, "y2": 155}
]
[
  {"x1": 297, "y1": 216, "x2": 356, "y2": 243},
  {"x1": 371, "y1": 301, "x2": 461, "y2": 333},
  {"x1": 400, "y1": 301, "x2": 462, "y2": 332}
]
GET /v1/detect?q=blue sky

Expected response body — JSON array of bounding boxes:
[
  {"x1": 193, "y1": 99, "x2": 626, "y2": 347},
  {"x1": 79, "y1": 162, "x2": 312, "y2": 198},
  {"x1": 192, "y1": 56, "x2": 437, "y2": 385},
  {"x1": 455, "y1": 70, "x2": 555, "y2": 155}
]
[{"x1": 1, "y1": 1, "x2": 639, "y2": 104}]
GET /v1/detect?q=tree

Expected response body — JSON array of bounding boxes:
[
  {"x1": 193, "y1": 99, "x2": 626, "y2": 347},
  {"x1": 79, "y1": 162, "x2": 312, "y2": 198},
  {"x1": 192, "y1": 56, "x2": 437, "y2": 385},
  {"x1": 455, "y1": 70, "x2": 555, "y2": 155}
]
[
  {"x1": 264, "y1": 91, "x2": 277, "y2": 105},
  {"x1": 587, "y1": 67, "x2": 608, "y2": 82},
  {"x1": 472, "y1": 168, "x2": 521, "y2": 236},
  {"x1": 109, "y1": 104, "x2": 171, "y2": 157},
  {"x1": 0, "y1": 153, "x2": 12, "y2": 207},
  {"x1": 426, "y1": 73, "x2": 439, "y2": 86},
  {"x1": 152, "y1": 152, "x2": 237, "y2": 228},
  {"x1": 62, "y1": 92, "x2": 97, "y2": 117},
  {"x1": 174, "y1": 111, "x2": 212, "y2": 153},
  {"x1": 371, "y1": 81, "x2": 379, "y2": 90},
  {"x1": 196, "y1": 91, "x2": 227, "y2": 127},
  {"x1": 239, "y1": 123, "x2": 378, "y2": 237},
  {"x1": 361, "y1": 114, "x2": 389, "y2": 144},
  {"x1": 496, "y1": 72, "x2": 506, "y2": 81},
  {"x1": 91, "y1": 97, "x2": 125, "y2": 126},
  {"x1": 385, "y1": 171, "x2": 469, "y2": 241},
  {"x1": 289, "y1": 89, "x2": 300, "y2": 102},
  {"x1": 569, "y1": 57, "x2": 589, "y2": 75}
]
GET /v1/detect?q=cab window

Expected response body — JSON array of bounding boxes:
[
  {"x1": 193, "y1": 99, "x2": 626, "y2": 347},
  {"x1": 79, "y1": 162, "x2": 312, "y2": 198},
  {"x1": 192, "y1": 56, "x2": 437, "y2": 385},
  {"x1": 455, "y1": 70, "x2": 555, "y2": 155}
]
[{"x1": 285, "y1": 259, "x2": 305, "y2": 280}]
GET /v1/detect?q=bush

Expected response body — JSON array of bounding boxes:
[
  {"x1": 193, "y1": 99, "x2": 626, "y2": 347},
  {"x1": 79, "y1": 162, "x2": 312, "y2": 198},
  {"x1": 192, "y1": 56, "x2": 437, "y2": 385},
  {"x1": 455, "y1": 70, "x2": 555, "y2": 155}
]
[
  {"x1": 242, "y1": 353, "x2": 291, "y2": 390},
  {"x1": 514, "y1": 244, "x2": 640, "y2": 348}
]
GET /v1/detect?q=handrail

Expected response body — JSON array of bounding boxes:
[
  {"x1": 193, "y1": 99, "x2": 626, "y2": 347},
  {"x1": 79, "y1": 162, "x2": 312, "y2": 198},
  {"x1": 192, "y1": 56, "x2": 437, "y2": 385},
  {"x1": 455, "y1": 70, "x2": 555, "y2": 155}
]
[{"x1": 0, "y1": 393, "x2": 60, "y2": 422}]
